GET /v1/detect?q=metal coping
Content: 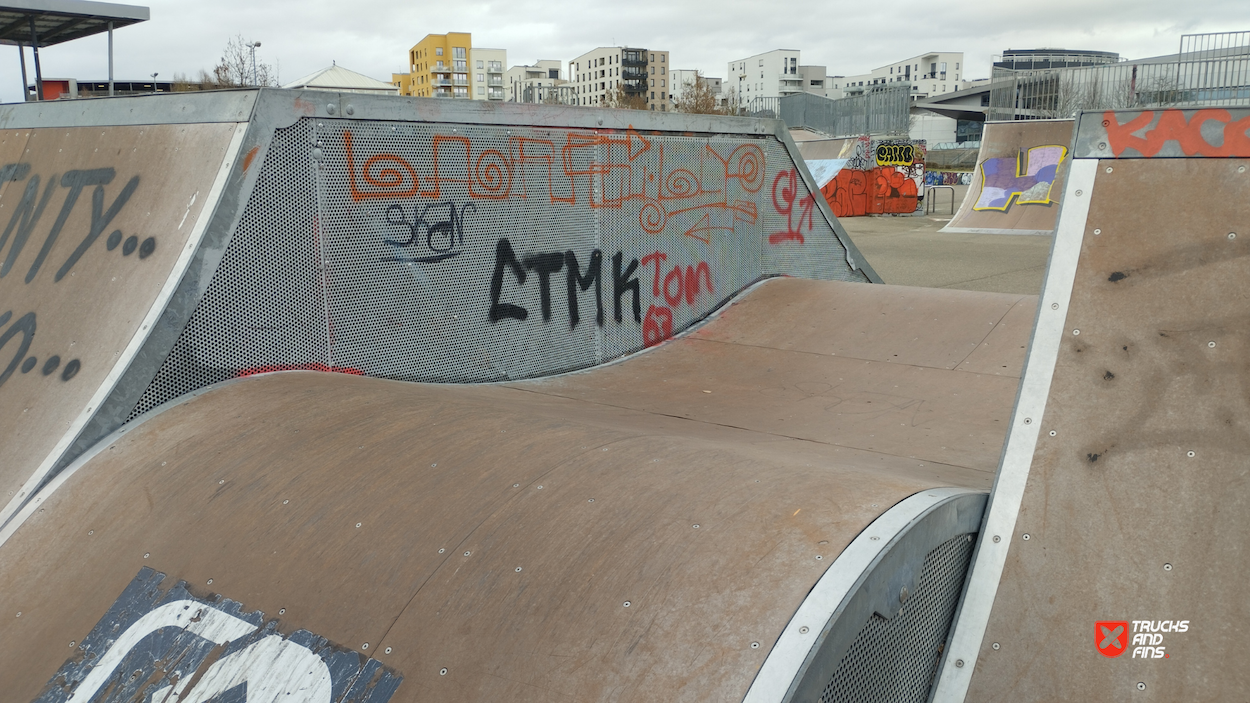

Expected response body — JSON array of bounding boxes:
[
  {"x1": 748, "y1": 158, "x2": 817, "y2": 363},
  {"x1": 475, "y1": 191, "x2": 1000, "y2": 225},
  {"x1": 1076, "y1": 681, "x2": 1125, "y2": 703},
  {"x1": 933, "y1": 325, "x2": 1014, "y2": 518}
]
[
  {"x1": 744, "y1": 487, "x2": 986, "y2": 703},
  {"x1": 0, "y1": 0, "x2": 149, "y2": 47}
]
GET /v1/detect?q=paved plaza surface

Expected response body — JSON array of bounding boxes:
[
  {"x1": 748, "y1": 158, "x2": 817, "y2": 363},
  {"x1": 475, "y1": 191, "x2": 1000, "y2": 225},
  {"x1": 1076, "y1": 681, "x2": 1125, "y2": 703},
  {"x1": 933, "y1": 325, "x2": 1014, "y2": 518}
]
[{"x1": 842, "y1": 186, "x2": 1053, "y2": 296}]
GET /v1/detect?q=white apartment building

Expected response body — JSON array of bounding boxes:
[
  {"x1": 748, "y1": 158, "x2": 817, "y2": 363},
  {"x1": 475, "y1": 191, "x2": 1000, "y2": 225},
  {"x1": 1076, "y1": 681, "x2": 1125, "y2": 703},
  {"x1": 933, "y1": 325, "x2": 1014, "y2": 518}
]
[
  {"x1": 505, "y1": 60, "x2": 566, "y2": 103},
  {"x1": 726, "y1": 50, "x2": 829, "y2": 106},
  {"x1": 828, "y1": 51, "x2": 966, "y2": 100},
  {"x1": 469, "y1": 48, "x2": 506, "y2": 101},
  {"x1": 569, "y1": 46, "x2": 672, "y2": 110}
]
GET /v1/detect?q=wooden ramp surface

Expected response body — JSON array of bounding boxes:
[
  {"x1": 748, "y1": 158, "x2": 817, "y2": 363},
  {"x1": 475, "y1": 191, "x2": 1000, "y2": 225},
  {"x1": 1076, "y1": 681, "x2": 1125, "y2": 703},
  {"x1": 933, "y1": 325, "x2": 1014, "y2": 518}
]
[{"x1": 0, "y1": 278, "x2": 1035, "y2": 702}]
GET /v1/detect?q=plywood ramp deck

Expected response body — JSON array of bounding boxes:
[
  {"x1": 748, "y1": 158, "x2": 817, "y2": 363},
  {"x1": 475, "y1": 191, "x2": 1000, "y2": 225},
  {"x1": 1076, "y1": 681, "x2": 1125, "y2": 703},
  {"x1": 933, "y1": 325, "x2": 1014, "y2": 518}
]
[{"x1": 0, "y1": 278, "x2": 1034, "y2": 702}]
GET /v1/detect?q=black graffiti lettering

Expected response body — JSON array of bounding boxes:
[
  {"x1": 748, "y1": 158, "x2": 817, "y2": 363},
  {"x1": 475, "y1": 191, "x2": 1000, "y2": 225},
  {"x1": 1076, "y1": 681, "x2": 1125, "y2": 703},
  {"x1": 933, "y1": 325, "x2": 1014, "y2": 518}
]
[
  {"x1": 489, "y1": 238, "x2": 528, "y2": 322},
  {"x1": 382, "y1": 201, "x2": 474, "y2": 264},
  {"x1": 0, "y1": 311, "x2": 36, "y2": 390},
  {"x1": 523, "y1": 252, "x2": 564, "y2": 322},
  {"x1": 26, "y1": 169, "x2": 114, "y2": 283},
  {"x1": 55, "y1": 173, "x2": 140, "y2": 282},
  {"x1": 613, "y1": 252, "x2": 641, "y2": 323},
  {"x1": 0, "y1": 163, "x2": 31, "y2": 182},
  {"x1": 565, "y1": 250, "x2": 603, "y2": 328},
  {"x1": 0, "y1": 174, "x2": 58, "y2": 279}
]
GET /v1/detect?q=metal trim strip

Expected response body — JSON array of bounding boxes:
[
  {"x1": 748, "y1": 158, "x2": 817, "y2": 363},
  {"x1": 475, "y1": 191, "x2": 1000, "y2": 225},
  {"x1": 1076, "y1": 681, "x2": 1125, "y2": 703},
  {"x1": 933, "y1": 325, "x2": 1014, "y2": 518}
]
[
  {"x1": 742, "y1": 486, "x2": 983, "y2": 703},
  {"x1": 929, "y1": 157, "x2": 1099, "y2": 702}
]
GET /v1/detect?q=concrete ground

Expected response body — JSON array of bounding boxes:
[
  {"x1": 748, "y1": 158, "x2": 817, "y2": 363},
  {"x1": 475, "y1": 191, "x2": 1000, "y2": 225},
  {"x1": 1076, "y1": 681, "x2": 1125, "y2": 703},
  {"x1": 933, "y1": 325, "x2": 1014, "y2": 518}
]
[{"x1": 839, "y1": 185, "x2": 1053, "y2": 296}]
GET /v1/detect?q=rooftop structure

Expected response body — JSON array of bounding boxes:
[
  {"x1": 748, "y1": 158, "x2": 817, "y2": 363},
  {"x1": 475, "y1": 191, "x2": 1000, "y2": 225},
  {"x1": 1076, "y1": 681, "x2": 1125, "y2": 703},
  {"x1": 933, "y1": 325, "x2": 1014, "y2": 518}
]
[{"x1": 1, "y1": 0, "x2": 150, "y2": 100}]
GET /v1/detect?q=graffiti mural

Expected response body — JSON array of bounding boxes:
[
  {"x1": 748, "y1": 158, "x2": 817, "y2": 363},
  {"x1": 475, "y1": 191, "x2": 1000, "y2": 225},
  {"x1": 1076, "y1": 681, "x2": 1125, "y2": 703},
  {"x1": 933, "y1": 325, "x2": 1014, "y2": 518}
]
[
  {"x1": 972, "y1": 145, "x2": 1068, "y2": 211},
  {"x1": 813, "y1": 136, "x2": 926, "y2": 217},
  {"x1": 127, "y1": 114, "x2": 864, "y2": 418}
]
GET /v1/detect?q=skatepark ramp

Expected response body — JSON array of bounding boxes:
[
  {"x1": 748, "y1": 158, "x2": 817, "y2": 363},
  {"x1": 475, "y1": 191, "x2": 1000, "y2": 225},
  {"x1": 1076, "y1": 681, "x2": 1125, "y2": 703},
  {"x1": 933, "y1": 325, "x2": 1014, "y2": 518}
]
[
  {"x1": 2, "y1": 94, "x2": 1244, "y2": 702},
  {"x1": 0, "y1": 89, "x2": 877, "y2": 529},
  {"x1": 931, "y1": 107, "x2": 1250, "y2": 700},
  {"x1": 941, "y1": 119, "x2": 1074, "y2": 235}
]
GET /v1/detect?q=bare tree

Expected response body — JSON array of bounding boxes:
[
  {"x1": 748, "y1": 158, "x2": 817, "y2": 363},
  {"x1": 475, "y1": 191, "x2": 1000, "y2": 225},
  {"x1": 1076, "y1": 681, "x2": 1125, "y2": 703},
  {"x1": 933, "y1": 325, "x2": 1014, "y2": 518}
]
[
  {"x1": 605, "y1": 83, "x2": 648, "y2": 110},
  {"x1": 213, "y1": 35, "x2": 279, "y2": 87},
  {"x1": 673, "y1": 71, "x2": 726, "y2": 115}
]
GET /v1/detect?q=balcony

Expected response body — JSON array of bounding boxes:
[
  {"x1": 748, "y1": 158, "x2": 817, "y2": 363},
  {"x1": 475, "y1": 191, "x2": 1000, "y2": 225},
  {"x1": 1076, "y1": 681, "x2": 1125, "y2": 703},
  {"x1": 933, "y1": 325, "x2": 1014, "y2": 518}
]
[
  {"x1": 488, "y1": 76, "x2": 503, "y2": 86},
  {"x1": 453, "y1": 77, "x2": 469, "y2": 86},
  {"x1": 488, "y1": 88, "x2": 504, "y2": 100},
  {"x1": 487, "y1": 64, "x2": 503, "y2": 73},
  {"x1": 622, "y1": 69, "x2": 647, "y2": 80},
  {"x1": 432, "y1": 65, "x2": 451, "y2": 74},
  {"x1": 432, "y1": 78, "x2": 452, "y2": 86},
  {"x1": 779, "y1": 84, "x2": 803, "y2": 94}
]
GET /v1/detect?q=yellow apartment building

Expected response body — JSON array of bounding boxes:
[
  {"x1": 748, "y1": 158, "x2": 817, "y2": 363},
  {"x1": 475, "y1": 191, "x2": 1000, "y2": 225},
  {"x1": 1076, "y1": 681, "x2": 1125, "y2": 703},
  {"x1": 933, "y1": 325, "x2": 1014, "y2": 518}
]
[{"x1": 403, "y1": 33, "x2": 505, "y2": 100}]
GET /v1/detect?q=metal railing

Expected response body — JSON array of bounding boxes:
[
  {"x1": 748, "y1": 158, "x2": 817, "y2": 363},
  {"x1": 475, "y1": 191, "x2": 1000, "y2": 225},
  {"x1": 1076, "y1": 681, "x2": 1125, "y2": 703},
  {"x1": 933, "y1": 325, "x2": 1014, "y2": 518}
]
[
  {"x1": 989, "y1": 31, "x2": 1250, "y2": 120},
  {"x1": 742, "y1": 85, "x2": 910, "y2": 137},
  {"x1": 925, "y1": 185, "x2": 955, "y2": 215}
]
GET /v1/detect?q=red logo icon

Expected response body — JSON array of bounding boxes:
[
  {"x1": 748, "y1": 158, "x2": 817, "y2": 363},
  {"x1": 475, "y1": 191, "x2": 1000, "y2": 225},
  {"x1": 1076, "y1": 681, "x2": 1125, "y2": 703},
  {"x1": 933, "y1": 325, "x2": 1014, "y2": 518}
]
[{"x1": 1096, "y1": 621, "x2": 1129, "y2": 657}]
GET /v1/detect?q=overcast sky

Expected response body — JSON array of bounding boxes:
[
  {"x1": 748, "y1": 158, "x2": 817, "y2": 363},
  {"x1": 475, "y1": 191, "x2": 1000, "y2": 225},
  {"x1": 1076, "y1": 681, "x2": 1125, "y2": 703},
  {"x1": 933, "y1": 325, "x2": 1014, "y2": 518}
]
[{"x1": 6, "y1": 0, "x2": 1247, "y2": 101}]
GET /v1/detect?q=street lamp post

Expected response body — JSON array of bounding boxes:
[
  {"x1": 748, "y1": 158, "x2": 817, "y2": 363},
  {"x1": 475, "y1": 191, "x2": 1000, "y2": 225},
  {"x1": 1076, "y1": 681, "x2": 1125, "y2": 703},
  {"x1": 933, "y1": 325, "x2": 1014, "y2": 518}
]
[
  {"x1": 246, "y1": 41, "x2": 261, "y2": 86},
  {"x1": 151, "y1": 72, "x2": 158, "y2": 93}
]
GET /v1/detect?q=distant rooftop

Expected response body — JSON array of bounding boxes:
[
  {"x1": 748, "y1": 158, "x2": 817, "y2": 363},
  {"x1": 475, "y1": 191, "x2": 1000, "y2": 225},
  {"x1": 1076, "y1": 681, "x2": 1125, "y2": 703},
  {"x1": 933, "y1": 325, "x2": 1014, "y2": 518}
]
[{"x1": 284, "y1": 64, "x2": 398, "y2": 95}]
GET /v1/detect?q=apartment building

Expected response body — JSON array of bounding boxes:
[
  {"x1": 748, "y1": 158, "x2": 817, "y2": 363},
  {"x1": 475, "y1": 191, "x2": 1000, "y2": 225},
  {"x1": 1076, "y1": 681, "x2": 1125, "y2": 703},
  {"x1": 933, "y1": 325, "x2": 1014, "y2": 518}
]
[
  {"x1": 569, "y1": 46, "x2": 672, "y2": 110},
  {"x1": 829, "y1": 51, "x2": 966, "y2": 100},
  {"x1": 505, "y1": 59, "x2": 566, "y2": 103},
  {"x1": 402, "y1": 32, "x2": 505, "y2": 101},
  {"x1": 470, "y1": 48, "x2": 506, "y2": 101},
  {"x1": 726, "y1": 50, "x2": 829, "y2": 106}
]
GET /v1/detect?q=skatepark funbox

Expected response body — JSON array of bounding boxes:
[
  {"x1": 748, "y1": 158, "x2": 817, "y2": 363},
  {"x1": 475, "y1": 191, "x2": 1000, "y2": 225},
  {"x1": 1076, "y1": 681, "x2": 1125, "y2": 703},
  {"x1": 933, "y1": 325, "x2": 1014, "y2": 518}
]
[{"x1": 0, "y1": 91, "x2": 1248, "y2": 703}]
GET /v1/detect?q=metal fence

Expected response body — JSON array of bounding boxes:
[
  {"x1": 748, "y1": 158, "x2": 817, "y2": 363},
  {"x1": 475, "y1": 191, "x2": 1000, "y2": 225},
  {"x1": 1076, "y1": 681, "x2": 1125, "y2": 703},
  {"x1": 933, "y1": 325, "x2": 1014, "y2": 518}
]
[
  {"x1": 989, "y1": 31, "x2": 1250, "y2": 121},
  {"x1": 744, "y1": 86, "x2": 910, "y2": 138}
]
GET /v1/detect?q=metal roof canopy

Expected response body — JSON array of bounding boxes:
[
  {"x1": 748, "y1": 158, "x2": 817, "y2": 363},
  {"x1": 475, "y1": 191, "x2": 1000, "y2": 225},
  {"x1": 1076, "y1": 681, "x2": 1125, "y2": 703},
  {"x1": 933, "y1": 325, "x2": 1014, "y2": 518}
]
[{"x1": 1, "y1": 0, "x2": 149, "y2": 100}]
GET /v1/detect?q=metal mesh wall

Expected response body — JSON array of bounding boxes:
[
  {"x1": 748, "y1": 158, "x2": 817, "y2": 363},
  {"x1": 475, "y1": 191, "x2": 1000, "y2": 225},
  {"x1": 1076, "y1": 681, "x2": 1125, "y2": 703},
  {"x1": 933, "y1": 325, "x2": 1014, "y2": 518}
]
[
  {"x1": 818, "y1": 533, "x2": 976, "y2": 703},
  {"x1": 130, "y1": 116, "x2": 864, "y2": 418}
]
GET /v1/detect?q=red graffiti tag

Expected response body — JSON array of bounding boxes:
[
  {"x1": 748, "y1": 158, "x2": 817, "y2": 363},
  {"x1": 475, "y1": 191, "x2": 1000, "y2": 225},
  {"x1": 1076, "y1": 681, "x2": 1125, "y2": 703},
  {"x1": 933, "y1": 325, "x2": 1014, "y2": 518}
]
[
  {"x1": 640, "y1": 253, "x2": 714, "y2": 347},
  {"x1": 770, "y1": 169, "x2": 815, "y2": 245},
  {"x1": 1104, "y1": 109, "x2": 1250, "y2": 158}
]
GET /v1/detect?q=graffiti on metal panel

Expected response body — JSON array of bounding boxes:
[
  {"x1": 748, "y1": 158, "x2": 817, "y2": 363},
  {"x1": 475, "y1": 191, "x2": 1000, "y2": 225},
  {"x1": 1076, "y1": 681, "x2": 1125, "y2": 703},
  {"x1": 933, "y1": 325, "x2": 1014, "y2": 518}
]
[
  {"x1": 488, "y1": 238, "x2": 632, "y2": 327},
  {"x1": 972, "y1": 145, "x2": 1068, "y2": 211},
  {"x1": 32, "y1": 567, "x2": 401, "y2": 703},
  {"x1": 382, "y1": 200, "x2": 475, "y2": 263},
  {"x1": 641, "y1": 251, "x2": 714, "y2": 346},
  {"x1": 1103, "y1": 108, "x2": 1250, "y2": 158},
  {"x1": 0, "y1": 162, "x2": 156, "y2": 393},
  {"x1": 770, "y1": 169, "x2": 816, "y2": 244},
  {"x1": 344, "y1": 128, "x2": 765, "y2": 244}
]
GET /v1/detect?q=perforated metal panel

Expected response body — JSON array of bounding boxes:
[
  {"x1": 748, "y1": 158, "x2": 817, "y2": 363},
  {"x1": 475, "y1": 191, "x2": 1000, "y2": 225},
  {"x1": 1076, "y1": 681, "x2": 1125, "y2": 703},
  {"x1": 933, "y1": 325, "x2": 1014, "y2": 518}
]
[
  {"x1": 818, "y1": 533, "x2": 975, "y2": 703},
  {"x1": 130, "y1": 116, "x2": 865, "y2": 418}
]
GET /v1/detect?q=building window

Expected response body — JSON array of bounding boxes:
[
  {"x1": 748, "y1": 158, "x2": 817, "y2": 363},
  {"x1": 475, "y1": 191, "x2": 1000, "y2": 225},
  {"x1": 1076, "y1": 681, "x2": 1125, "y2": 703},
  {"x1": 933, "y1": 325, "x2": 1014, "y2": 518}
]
[
  {"x1": 454, "y1": 47, "x2": 466, "y2": 59},
  {"x1": 660, "y1": 91, "x2": 664, "y2": 99},
  {"x1": 650, "y1": 53, "x2": 655, "y2": 61},
  {"x1": 651, "y1": 91, "x2": 655, "y2": 98},
  {"x1": 956, "y1": 62, "x2": 960, "y2": 70},
  {"x1": 477, "y1": 60, "x2": 484, "y2": 69},
  {"x1": 660, "y1": 79, "x2": 665, "y2": 87},
  {"x1": 477, "y1": 86, "x2": 484, "y2": 95},
  {"x1": 650, "y1": 79, "x2": 655, "y2": 87},
  {"x1": 650, "y1": 104, "x2": 655, "y2": 110},
  {"x1": 436, "y1": 47, "x2": 443, "y2": 56},
  {"x1": 661, "y1": 104, "x2": 665, "y2": 110},
  {"x1": 477, "y1": 73, "x2": 484, "y2": 82},
  {"x1": 661, "y1": 67, "x2": 665, "y2": 75}
]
